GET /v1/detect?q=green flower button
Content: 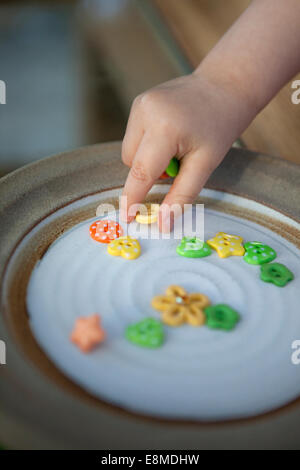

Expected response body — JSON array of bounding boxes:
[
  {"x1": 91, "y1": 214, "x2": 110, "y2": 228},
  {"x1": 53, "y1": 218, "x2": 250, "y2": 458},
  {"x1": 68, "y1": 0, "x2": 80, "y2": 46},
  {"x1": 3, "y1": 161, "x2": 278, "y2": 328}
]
[
  {"x1": 244, "y1": 241, "x2": 276, "y2": 265},
  {"x1": 260, "y1": 262, "x2": 294, "y2": 287},
  {"x1": 204, "y1": 304, "x2": 240, "y2": 331},
  {"x1": 125, "y1": 317, "x2": 164, "y2": 348},
  {"x1": 176, "y1": 237, "x2": 211, "y2": 258},
  {"x1": 165, "y1": 157, "x2": 179, "y2": 177}
]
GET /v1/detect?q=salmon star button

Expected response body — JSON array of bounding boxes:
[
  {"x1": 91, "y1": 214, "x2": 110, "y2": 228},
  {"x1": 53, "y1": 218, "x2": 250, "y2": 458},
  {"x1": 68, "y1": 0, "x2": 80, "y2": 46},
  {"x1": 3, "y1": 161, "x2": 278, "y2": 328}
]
[
  {"x1": 89, "y1": 219, "x2": 123, "y2": 244},
  {"x1": 107, "y1": 236, "x2": 141, "y2": 260},
  {"x1": 70, "y1": 314, "x2": 106, "y2": 353},
  {"x1": 207, "y1": 232, "x2": 245, "y2": 258}
]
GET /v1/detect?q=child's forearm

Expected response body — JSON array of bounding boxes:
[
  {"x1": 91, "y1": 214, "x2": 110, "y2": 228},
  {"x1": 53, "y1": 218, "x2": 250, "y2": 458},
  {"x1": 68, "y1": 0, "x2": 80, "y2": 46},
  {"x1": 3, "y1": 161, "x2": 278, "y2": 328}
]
[{"x1": 195, "y1": 0, "x2": 300, "y2": 115}]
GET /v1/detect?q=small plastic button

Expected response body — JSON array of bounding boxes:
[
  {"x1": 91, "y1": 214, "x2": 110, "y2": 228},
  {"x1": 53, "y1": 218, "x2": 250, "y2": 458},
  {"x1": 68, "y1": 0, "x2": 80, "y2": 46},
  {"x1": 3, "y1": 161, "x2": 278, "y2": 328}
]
[
  {"x1": 260, "y1": 262, "x2": 294, "y2": 287},
  {"x1": 176, "y1": 237, "x2": 212, "y2": 258},
  {"x1": 204, "y1": 304, "x2": 240, "y2": 331},
  {"x1": 165, "y1": 157, "x2": 179, "y2": 177},
  {"x1": 207, "y1": 232, "x2": 245, "y2": 258},
  {"x1": 125, "y1": 318, "x2": 164, "y2": 348},
  {"x1": 135, "y1": 203, "x2": 160, "y2": 224},
  {"x1": 107, "y1": 236, "x2": 141, "y2": 260},
  {"x1": 90, "y1": 220, "x2": 123, "y2": 244},
  {"x1": 70, "y1": 314, "x2": 106, "y2": 352},
  {"x1": 244, "y1": 241, "x2": 277, "y2": 265},
  {"x1": 152, "y1": 285, "x2": 210, "y2": 327}
]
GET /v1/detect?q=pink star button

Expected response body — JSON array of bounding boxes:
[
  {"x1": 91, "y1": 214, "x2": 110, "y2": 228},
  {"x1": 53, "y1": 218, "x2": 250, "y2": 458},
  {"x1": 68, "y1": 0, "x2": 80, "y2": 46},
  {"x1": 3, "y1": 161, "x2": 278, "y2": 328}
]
[{"x1": 70, "y1": 314, "x2": 106, "y2": 353}]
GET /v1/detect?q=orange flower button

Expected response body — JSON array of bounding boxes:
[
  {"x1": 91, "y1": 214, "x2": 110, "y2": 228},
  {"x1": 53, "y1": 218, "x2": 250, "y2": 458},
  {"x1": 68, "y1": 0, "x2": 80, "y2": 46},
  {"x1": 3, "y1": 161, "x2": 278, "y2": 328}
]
[
  {"x1": 70, "y1": 314, "x2": 106, "y2": 353},
  {"x1": 89, "y1": 219, "x2": 123, "y2": 244}
]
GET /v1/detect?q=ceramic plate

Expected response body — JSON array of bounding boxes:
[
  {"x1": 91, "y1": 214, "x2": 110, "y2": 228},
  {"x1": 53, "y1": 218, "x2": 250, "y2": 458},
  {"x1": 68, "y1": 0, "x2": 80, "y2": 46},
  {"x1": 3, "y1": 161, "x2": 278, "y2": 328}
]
[{"x1": 1, "y1": 142, "x2": 300, "y2": 449}]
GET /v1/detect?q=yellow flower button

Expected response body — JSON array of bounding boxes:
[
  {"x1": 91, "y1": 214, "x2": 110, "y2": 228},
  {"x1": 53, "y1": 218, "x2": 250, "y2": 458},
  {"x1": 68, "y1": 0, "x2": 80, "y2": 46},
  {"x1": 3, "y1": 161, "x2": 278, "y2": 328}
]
[
  {"x1": 107, "y1": 236, "x2": 141, "y2": 260},
  {"x1": 207, "y1": 232, "x2": 245, "y2": 258},
  {"x1": 152, "y1": 285, "x2": 210, "y2": 327}
]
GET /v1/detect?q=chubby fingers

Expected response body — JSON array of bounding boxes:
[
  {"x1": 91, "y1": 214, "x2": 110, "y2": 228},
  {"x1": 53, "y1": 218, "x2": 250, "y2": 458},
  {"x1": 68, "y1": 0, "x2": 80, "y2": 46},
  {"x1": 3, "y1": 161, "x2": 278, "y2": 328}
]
[
  {"x1": 121, "y1": 132, "x2": 177, "y2": 222},
  {"x1": 159, "y1": 150, "x2": 218, "y2": 232}
]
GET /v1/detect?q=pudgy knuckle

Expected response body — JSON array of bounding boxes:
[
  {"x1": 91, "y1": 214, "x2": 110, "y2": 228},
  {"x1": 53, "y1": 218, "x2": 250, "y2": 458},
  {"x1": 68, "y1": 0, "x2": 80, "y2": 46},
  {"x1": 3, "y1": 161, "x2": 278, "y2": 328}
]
[
  {"x1": 139, "y1": 90, "x2": 162, "y2": 110},
  {"x1": 130, "y1": 161, "x2": 150, "y2": 183},
  {"x1": 132, "y1": 94, "x2": 143, "y2": 109}
]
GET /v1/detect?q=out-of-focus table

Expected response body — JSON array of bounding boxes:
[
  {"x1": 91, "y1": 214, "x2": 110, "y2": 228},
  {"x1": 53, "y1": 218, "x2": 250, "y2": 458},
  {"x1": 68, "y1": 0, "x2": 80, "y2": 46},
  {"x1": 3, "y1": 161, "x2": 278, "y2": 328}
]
[
  {"x1": 151, "y1": 0, "x2": 300, "y2": 164},
  {"x1": 0, "y1": 0, "x2": 298, "y2": 177}
]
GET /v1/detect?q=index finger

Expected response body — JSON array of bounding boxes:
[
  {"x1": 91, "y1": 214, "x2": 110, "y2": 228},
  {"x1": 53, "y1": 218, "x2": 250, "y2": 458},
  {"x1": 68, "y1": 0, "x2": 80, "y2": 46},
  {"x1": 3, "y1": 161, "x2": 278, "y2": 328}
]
[{"x1": 120, "y1": 132, "x2": 177, "y2": 222}]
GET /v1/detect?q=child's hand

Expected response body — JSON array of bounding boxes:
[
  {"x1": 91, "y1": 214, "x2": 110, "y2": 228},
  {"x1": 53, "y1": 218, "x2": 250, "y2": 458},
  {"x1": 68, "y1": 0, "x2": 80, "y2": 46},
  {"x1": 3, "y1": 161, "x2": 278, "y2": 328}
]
[
  {"x1": 121, "y1": 72, "x2": 253, "y2": 231},
  {"x1": 120, "y1": 0, "x2": 300, "y2": 232}
]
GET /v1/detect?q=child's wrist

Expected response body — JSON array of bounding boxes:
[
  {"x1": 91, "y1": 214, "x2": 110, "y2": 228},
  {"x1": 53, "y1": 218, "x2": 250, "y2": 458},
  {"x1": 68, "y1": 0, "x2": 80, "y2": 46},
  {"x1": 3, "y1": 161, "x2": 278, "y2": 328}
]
[{"x1": 193, "y1": 62, "x2": 261, "y2": 131}]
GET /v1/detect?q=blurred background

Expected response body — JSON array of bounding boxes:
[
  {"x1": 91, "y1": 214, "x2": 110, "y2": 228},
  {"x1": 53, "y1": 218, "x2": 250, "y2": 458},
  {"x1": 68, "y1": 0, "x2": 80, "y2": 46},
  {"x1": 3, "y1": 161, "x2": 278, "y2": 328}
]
[{"x1": 0, "y1": 0, "x2": 299, "y2": 178}]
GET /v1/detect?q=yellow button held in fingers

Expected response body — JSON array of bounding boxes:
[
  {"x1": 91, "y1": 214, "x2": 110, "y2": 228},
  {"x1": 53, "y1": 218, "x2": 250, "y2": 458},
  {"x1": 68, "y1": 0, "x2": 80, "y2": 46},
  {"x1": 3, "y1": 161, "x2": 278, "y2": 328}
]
[
  {"x1": 107, "y1": 236, "x2": 141, "y2": 260},
  {"x1": 135, "y1": 203, "x2": 160, "y2": 225}
]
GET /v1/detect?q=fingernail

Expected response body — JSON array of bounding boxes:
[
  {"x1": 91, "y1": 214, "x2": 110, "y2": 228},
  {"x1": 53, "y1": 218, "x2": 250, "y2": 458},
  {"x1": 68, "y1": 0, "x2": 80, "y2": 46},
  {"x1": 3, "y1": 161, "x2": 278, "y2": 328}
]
[{"x1": 120, "y1": 207, "x2": 135, "y2": 223}]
